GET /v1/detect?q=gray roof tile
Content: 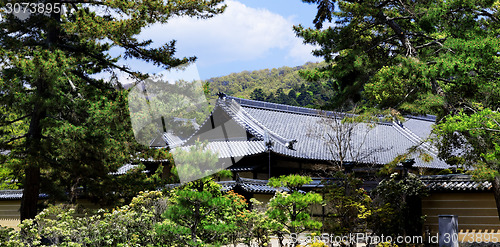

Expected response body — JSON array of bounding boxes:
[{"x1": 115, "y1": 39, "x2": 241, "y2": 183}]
[
  {"x1": 180, "y1": 141, "x2": 266, "y2": 158},
  {"x1": 219, "y1": 178, "x2": 296, "y2": 194},
  {"x1": 241, "y1": 102, "x2": 449, "y2": 169},
  {"x1": 421, "y1": 174, "x2": 492, "y2": 191},
  {"x1": 0, "y1": 190, "x2": 49, "y2": 200},
  {"x1": 174, "y1": 95, "x2": 451, "y2": 169},
  {"x1": 110, "y1": 164, "x2": 138, "y2": 175}
]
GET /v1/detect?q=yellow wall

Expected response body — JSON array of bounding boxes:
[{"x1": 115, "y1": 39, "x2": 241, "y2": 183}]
[
  {"x1": 0, "y1": 199, "x2": 103, "y2": 230},
  {"x1": 0, "y1": 200, "x2": 21, "y2": 229},
  {"x1": 423, "y1": 192, "x2": 500, "y2": 242},
  {"x1": 253, "y1": 194, "x2": 273, "y2": 204}
]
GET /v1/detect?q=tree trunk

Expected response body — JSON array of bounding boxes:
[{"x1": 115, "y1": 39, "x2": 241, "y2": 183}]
[
  {"x1": 492, "y1": 176, "x2": 500, "y2": 221},
  {"x1": 20, "y1": 165, "x2": 41, "y2": 221},
  {"x1": 20, "y1": 79, "x2": 46, "y2": 221},
  {"x1": 20, "y1": 11, "x2": 57, "y2": 221}
]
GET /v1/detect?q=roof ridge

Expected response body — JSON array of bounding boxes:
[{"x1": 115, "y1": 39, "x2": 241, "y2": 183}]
[
  {"x1": 392, "y1": 121, "x2": 439, "y2": 156},
  {"x1": 227, "y1": 96, "x2": 328, "y2": 116},
  {"x1": 227, "y1": 96, "x2": 394, "y2": 125},
  {"x1": 209, "y1": 140, "x2": 264, "y2": 143},
  {"x1": 219, "y1": 98, "x2": 297, "y2": 150},
  {"x1": 405, "y1": 114, "x2": 437, "y2": 122}
]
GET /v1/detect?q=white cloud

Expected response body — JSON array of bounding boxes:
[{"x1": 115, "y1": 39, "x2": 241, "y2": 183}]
[
  {"x1": 287, "y1": 36, "x2": 322, "y2": 63},
  {"x1": 140, "y1": 0, "x2": 320, "y2": 67}
]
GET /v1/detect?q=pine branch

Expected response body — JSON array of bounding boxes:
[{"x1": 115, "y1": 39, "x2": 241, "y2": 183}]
[
  {"x1": 1, "y1": 114, "x2": 31, "y2": 127},
  {"x1": 415, "y1": 38, "x2": 446, "y2": 50},
  {"x1": 1, "y1": 134, "x2": 28, "y2": 145},
  {"x1": 476, "y1": 10, "x2": 500, "y2": 23}
]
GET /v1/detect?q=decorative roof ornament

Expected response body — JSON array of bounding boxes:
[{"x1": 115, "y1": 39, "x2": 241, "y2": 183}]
[
  {"x1": 217, "y1": 92, "x2": 227, "y2": 100},
  {"x1": 264, "y1": 130, "x2": 274, "y2": 151},
  {"x1": 285, "y1": 140, "x2": 297, "y2": 150}
]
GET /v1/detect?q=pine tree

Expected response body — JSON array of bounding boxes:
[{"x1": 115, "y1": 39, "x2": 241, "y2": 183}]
[
  {"x1": 297, "y1": 0, "x2": 500, "y2": 218},
  {"x1": 0, "y1": 0, "x2": 225, "y2": 220},
  {"x1": 296, "y1": 0, "x2": 500, "y2": 114}
]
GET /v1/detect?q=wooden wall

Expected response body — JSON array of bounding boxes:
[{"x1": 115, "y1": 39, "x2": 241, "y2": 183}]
[{"x1": 422, "y1": 192, "x2": 500, "y2": 242}]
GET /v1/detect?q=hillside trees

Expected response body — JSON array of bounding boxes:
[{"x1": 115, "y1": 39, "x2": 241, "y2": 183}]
[
  {"x1": 207, "y1": 62, "x2": 334, "y2": 107},
  {"x1": 0, "y1": 0, "x2": 226, "y2": 220}
]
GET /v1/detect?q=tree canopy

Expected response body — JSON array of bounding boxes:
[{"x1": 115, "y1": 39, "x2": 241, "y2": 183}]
[
  {"x1": 296, "y1": 0, "x2": 500, "y2": 162},
  {"x1": 0, "y1": 0, "x2": 226, "y2": 220},
  {"x1": 296, "y1": 0, "x2": 500, "y2": 115},
  {"x1": 297, "y1": 0, "x2": 500, "y2": 216}
]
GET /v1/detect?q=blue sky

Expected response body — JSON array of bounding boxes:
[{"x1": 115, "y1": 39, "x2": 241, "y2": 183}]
[{"x1": 120, "y1": 0, "x2": 324, "y2": 82}]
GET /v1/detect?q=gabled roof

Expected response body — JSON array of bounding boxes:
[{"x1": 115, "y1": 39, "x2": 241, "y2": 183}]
[
  {"x1": 167, "y1": 95, "x2": 451, "y2": 169},
  {"x1": 226, "y1": 96, "x2": 449, "y2": 169},
  {"x1": 181, "y1": 95, "x2": 296, "y2": 150},
  {"x1": 218, "y1": 96, "x2": 297, "y2": 149}
]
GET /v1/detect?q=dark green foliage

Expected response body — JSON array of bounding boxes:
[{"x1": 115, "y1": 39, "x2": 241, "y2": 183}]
[
  {"x1": 322, "y1": 173, "x2": 371, "y2": 234},
  {"x1": 434, "y1": 108, "x2": 500, "y2": 179},
  {"x1": 0, "y1": 226, "x2": 13, "y2": 246},
  {"x1": 267, "y1": 175, "x2": 323, "y2": 246},
  {"x1": 369, "y1": 173, "x2": 428, "y2": 237},
  {"x1": 156, "y1": 177, "x2": 249, "y2": 246},
  {"x1": 295, "y1": 0, "x2": 500, "y2": 113},
  {"x1": 250, "y1": 88, "x2": 266, "y2": 101}
]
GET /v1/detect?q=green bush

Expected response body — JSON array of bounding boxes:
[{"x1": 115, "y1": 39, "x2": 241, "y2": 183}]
[
  {"x1": 155, "y1": 178, "x2": 250, "y2": 246},
  {"x1": 4, "y1": 191, "x2": 166, "y2": 247},
  {"x1": 369, "y1": 173, "x2": 428, "y2": 237}
]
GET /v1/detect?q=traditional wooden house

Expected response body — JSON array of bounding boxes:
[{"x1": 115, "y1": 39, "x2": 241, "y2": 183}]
[
  {"x1": 0, "y1": 94, "x2": 469, "y2": 230},
  {"x1": 163, "y1": 94, "x2": 451, "y2": 181},
  {"x1": 166, "y1": 95, "x2": 500, "y2": 240},
  {"x1": 149, "y1": 93, "x2": 454, "y2": 214}
]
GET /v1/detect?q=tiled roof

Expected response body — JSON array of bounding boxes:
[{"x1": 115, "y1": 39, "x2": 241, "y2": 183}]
[
  {"x1": 219, "y1": 178, "x2": 286, "y2": 194},
  {"x1": 221, "y1": 177, "x2": 308, "y2": 194},
  {"x1": 218, "y1": 97, "x2": 297, "y2": 149},
  {"x1": 228, "y1": 97, "x2": 449, "y2": 169},
  {"x1": 224, "y1": 175, "x2": 493, "y2": 194},
  {"x1": 229, "y1": 165, "x2": 261, "y2": 172},
  {"x1": 180, "y1": 141, "x2": 266, "y2": 159},
  {"x1": 421, "y1": 174, "x2": 492, "y2": 191},
  {"x1": 0, "y1": 190, "x2": 49, "y2": 200},
  {"x1": 162, "y1": 132, "x2": 184, "y2": 148},
  {"x1": 160, "y1": 95, "x2": 450, "y2": 169},
  {"x1": 402, "y1": 116, "x2": 436, "y2": 140},
  {"x1": 110, "y1": 164, "x2": 138, "y2": 175},
  {"x1": 165, "y1": 178, "x2": 289, "y2": 194}
]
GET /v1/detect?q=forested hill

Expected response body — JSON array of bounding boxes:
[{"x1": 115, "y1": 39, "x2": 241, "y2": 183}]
[{"x1": 205, "y1": 61, "x2": 333, "y2": 108}]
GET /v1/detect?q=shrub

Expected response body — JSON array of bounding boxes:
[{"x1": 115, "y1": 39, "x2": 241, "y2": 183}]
[{"x1": 5, "y1": 191, "x2": 166, "y2": 247}]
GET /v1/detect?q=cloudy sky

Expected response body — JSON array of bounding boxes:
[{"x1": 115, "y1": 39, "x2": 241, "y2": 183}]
[{"x1": 124, "y1": 0, "x2": 323, "y2": 81}]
